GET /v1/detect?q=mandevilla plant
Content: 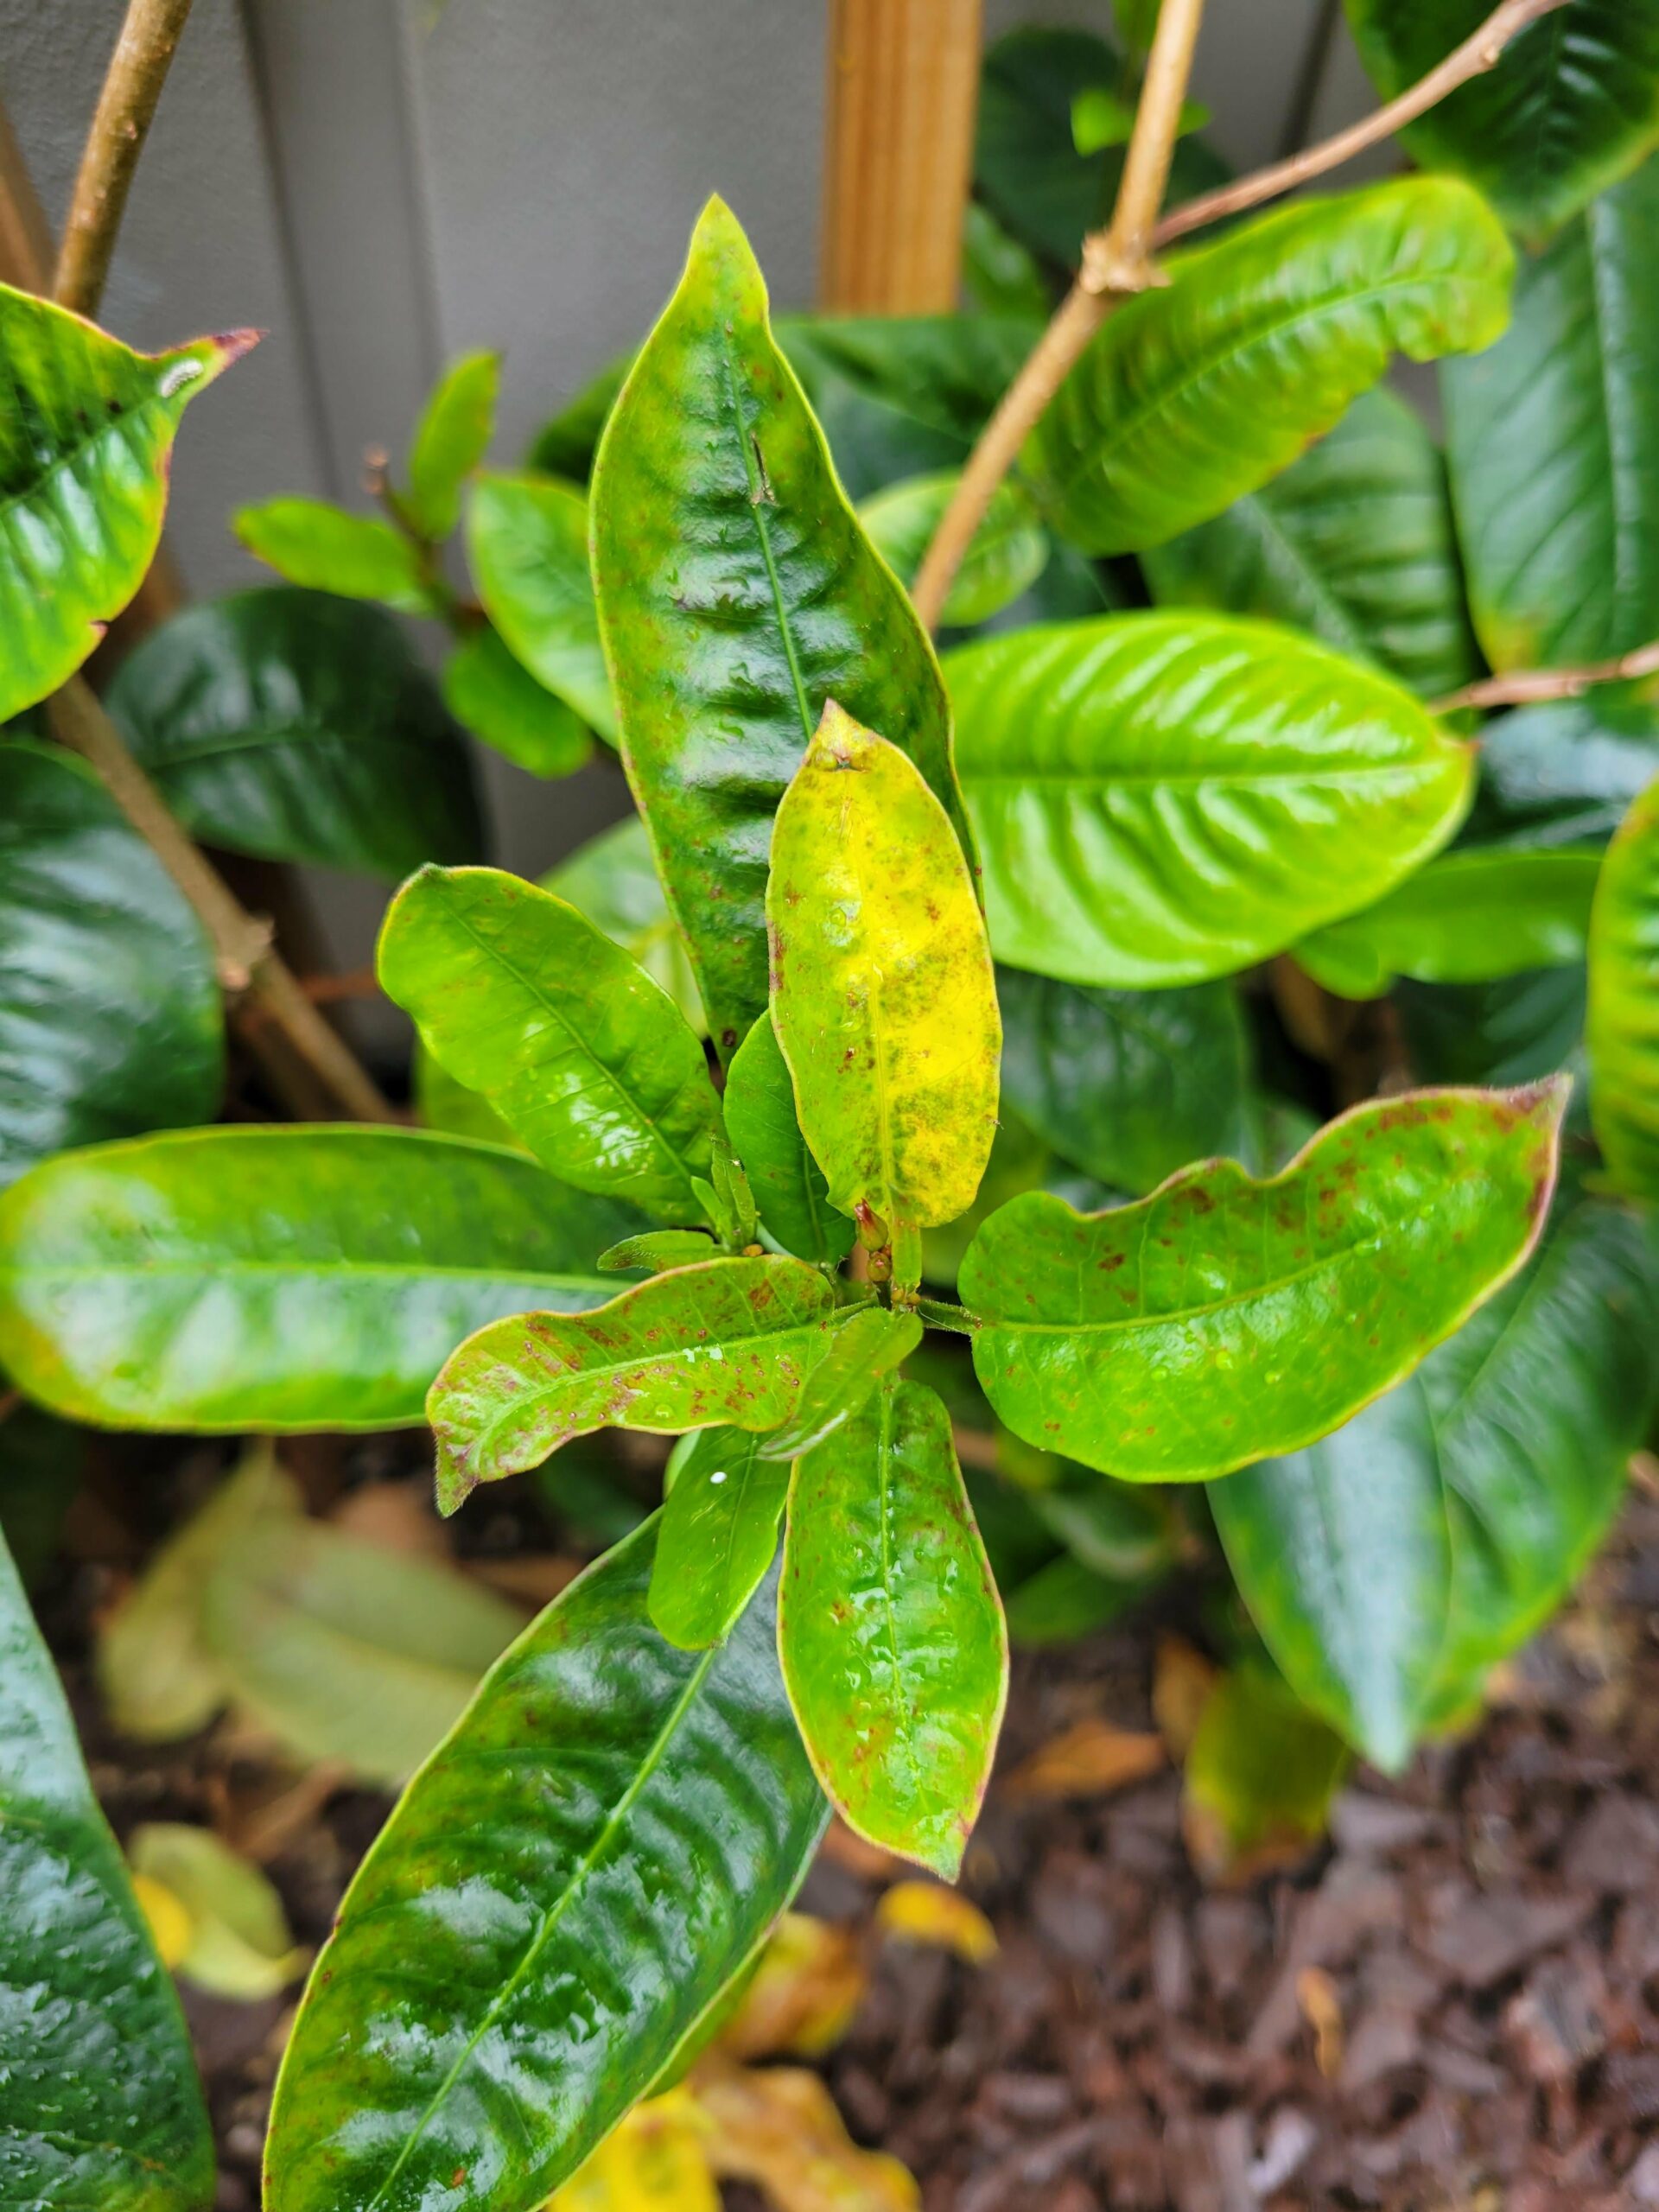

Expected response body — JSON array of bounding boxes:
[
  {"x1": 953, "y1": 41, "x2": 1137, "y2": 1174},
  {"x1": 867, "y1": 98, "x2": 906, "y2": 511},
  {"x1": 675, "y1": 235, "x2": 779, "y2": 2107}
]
[{"x1": 3, "y1": 2, "x2": 1659, "y2": 2208}]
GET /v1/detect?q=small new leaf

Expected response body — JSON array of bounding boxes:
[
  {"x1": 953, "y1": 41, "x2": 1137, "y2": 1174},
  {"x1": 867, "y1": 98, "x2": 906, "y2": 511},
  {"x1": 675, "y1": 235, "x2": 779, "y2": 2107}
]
[
  {"x1": 599, "y1": 1230, "x2": 719, "y2": 1274},
  {"x1": 406, "y1": 349, "x2": 500, "y2": 541},
  {"x1": 235, "y1": 497, "x2": 435, "y2": 615}
]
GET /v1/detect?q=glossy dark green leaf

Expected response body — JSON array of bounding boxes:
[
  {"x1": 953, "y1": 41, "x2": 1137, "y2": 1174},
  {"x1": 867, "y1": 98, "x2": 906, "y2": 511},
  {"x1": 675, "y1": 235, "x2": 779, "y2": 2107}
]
[
  {"x1": 649, "y1": 1427, "x2": 790, "y2": 1649},
  {"x1": 779, "y1": 1376, "x2": 1007, "y2": 1878},
  {"x1": 234, "y1": 497, "x2": 435, "y2": 616},
  {"x1": 547, "y1": 814, "x2": 707, "y2": 1035},
  {"x1": 768, "y1": 709, "x2": 1001, "y2": 1255},
  {"x1": 962, "y1": 1080, "x2": 1567, "y2": 1482},
  {"x1": 946, "y1": 613, "x2": 1474, "y2": 987},
  {"x1": 859, "y1": 470, "x2": 1048, "y2": 626},
  {"x1": 1027, "y1": 178, "x2": 1513, "y2": 556},
  {"x1": 1398, "y1": 967, "x2": 1589, "y2": 1095},
  {"x1": 962, "y1": 201, "x2": 1051, "y2": 321},
  {"x1": 0, "y1": 1522, "x2": 214, "y2": 2209},
  {"x1": 266, "y1": 1523, "x2": 827, "y2": 2212},
  {"x1": 441, "y1": 622, "x2": 592, "y2": 778},
  {"x1": 1003, "y1": 1550, "x2": 1145, "y2": 1645},
  {"x1": 428, "y1": 1255, "x2": 848, "y2": 1511},
  {"x1": 778, "y1": 312, "x2": 1042, "y2": 499},
  {"x1": 1443, "y1": 157, "x2": 1659, "y2": 671},
  {"x1": 1183, "y1": 1661, "x2": 1351, "y2": 1880},
  {"x1": 0, "y1": 1128, "x2": 641, "y2": 1432},
  {"x1": 406, "y1": 349, "x2": 499, "y2": 541},
  {"x1": 996, "y1": 965, "x2": 1249, "y2": 1194},
  {"x1": 0, "y1": 289, "x2": 251, "y2": 720},
  {"x1": 1587, "y1": 775, "x2": 1659, "y2": 1196},
  {"x1": 525, "y1": 352, "x2": 633, "y2": 479},
  {"x1": 724, "y1": 1014, "x2": 854, "y2": 1267},
  {"x1": 105, "y1": 588, "x2": 483, "y2": 876},
  {"x1": 1345, "y1": 0, "x2": 1659, "y2": 244},
  {"x1": 590, "y1": 198, "x2": 970, "y2": 1059},
  {"x1": 974, "y1": 25, "x2": 1230, "y2": 270},
  {"x1": 1214, "y1": 1193, "x2": 1659, "y2": 1766},
  {"x1": 1141, "y1": 387, "x2": 1480, "y2": 700},
  {"x1": 1295, "y1": 849, "x2": 1602, "y2": 998},
  {"x1": 379, "y1": 865, "x2": 719, "y2": 1217},
  {"x1": 466, "y1": 470, "x2": 616, "y2": 740},
  {"x1": 0, "y1": 740, "x2": 222, "y2": 1188},
  {"x1": 1465, "y1": 692, "x2": 1659, "y2": 850},
  {"x1": 0, "y1": 1403, "x2": 80, "y2": 1588}
]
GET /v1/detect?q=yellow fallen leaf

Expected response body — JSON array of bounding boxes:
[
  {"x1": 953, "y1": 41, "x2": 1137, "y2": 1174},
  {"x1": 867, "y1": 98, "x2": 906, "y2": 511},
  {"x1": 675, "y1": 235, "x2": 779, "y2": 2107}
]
[
  {"x1": 1002, "y1": 1715, "x2": 1166, "y2": 1802},
  {"x1": 1152, "y1": 1632, "x2": 1219, "y2": 1760},
  {"x1": 1297, "y1": 1965, "x2": 1344, "y2": 2079},
  {"x1": 547, "y1": 2087, "x2": 718, "y2": 2211},
  {"x1": 720, "y1": 1913, "x2": 867, "y2": 2061},
  {"x1": 131, "y1": 1870, "x2": 193, "y2": 1971},
  {"x1": 697, "y1": 2059, "x2": 918, "y2": 2212},
  {"x1": 129, "y1": 1822, "x2": 308, "y2": 2000},
  {"x1": 874, "y1": 1881, "x2": 997, "y2": 1964}
]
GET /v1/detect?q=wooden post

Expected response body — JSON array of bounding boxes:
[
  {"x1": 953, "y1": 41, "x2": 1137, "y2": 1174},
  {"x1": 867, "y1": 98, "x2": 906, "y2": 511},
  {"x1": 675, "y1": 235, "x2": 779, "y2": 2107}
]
[{"x1": 820, "y1": 0, "x2": 983, "y2": 313}]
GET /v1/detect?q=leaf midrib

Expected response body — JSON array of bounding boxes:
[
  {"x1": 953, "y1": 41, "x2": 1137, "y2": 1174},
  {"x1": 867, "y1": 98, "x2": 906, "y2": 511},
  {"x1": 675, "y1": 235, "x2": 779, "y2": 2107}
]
[
  {"x1": 0, "y1": 366, "x2": 171, "y2": 532},
  {"x1": 721, "y1": 328, "x2": 814, "y2": 749},
  {"x1": 357, "y1": 1640, "x2": 721, "y2": 2211}
]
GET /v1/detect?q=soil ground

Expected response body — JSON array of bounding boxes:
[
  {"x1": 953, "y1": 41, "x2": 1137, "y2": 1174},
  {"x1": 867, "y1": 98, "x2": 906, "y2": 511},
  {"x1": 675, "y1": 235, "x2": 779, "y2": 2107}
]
[{"x1": 58, "y1": 1470, "x2": 1659, "y2": 2212}]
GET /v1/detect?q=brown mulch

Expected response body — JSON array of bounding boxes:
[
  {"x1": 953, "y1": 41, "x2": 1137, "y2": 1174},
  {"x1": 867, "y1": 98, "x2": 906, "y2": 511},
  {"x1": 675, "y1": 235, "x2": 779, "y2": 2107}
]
[{"x1": 66, "y1": 1478, "x2": 1659, "y2": 2212}]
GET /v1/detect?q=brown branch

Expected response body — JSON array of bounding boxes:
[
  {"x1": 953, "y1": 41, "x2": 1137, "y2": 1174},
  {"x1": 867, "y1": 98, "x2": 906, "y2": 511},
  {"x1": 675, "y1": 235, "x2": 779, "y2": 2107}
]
[
  {"x1": 911, "y1": 0, "x2": 1567, "y2": 634},
  {"x1": 48, "y1": 681, "x2": 397, "y2": 1123},
  {"x1": 1154, "y1": 0, "x2": 1572, "y2": 249},
  {"x1": 910, "y1": 0, "x2": 1207, "y2": 631},
  {"x1": 1433, "y1": 637, "x2": 1659, "y2": 715},
  {"x1": 53, "y1": 0, "x2": 195, "y2": 315}
]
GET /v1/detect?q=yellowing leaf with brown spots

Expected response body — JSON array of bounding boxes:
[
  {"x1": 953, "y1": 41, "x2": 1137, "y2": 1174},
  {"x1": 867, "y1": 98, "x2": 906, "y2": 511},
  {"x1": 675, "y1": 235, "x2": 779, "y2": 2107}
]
[{"x1": 767, "y1": 704, "x2": 999, "y2": 1269}]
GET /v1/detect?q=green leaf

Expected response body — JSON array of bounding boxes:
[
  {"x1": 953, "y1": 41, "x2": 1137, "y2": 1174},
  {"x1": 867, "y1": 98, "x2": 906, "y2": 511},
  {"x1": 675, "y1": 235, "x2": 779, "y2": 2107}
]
[
  {"x1": 406, "y1": 348, "x2": 499, "y2": 540},
  {"x1": 1003, "y1": 1550, "x2": 1144, "y2": 1644},
  {"x1": 128, "y1": 1822, "x2": 306, "y2": 2000},
  {"x1": 1141, "y1": 386, "x2": 1480, "y2": 701},
  {"x1": 414, "y1": 1040, "x2": 524, "y2": 1147},
  {"x1": 428, "y1": 1255, "x2": 849, "y2": 1511},
  {"x1": 378, "y1": 864, "x2": 720, "y2": 1217},
  {"x1": 0, "y1": 289, "x2": 251, "y2": 721},
  {"x1": 105, "y1": 588, "x2": 484, "y2": 876},
  {"x1": 0, "y1": 1127, "x2": 643, "y2": 1432},
  {"x1": 1295, "y1": 848, "x2": 1603, "y2": 998},
  {"x1": 780, "y1": 1376, "x2": 1006, "y2": 1877},
  {"x1": 0, "y1": 1522, "x2": 214, "y2": 2210},
  {"x1": 234, "y1": 497, "x2": 435, "y2": 615},
  {"x1": 779, "y1": 311, "x2": 1042, "y2": 499},
  {"x1": 1183, "y1": 1661, "x2": 1351, "y2": 1880},
  {"x1": 648, "y1": 1426, "x2": 790, "y2": 1649},
  {"x1": 266, "y1": 1524, "x2": 826, "y2": 2212},
  {"x1": 756, "y1": 1301, "x2": 923, "y2": 1461},
  {"x1": 1443, "y1": 157, "x2": 1659, "y2": 671},
  {"x1": 859, "y1": 469, "x2": 1048, "y2": 627},
  {"x1": 1587, "y1": 775, "x2": 1659, "y2": 1196},
  {"x1": 974, "y1": 26, "x2": 1230, "y2": 270},
  {"x1": 524, "y1": 353, "x2": 632, "y2": 479},
  {"x1": 996, "y1": 965, "x2": 1249, "y2": 1194},
  {"x1": 1213, "y1": 1192, "x2": 1659, "y2": 1767},
  {"x1": 724, "y1": 1014, "x2": 855, "y2": 1267},
  {"x1": 1027, "y1": 177, "x2": 1513, "y2": 556},
  {"x1": 1466, "y1": 691, "x2": 1659, "y2": 850},
  {"x1": 0, "y1": 740, "x2": 222, "y2": 1188},
  {"x1": 961, "y1": 1079, "x2": 1567, "y2": 1482},
  {"x1": 1071, "y1": 85, "x2": 1207, "y2": 153},
  {"x1": 0, "y1": 1403, "x2": 80, "y2": 1588},
  {"x1": 768, "y1": 707, "x2": 1001, "y2": 1258},
  {"x1": 590, "y1": 197, "x2": 971, "y2": 1059},
  {"x1": 441, "y1": 622, "x2": 593, "y2": 778},
  {"x1": 1398, "y1": 967, "x2": 1589, "y2": 1095},
  {"x1": 466, "y1": 468, "x2": 615, "y2": 737},
  {"x1": 962, "y1": 202, "x2": 1051, "y2": 321},
  {"x1": 547, "y1": 814, "x2": 707, "y2": 1037},
  {"x1": 946, "y1": 613, "x2": 1474, "y2": 987},
  {"x1": 1344, "y1": 0, "x2": 1659, "y2": 244},
  {"x1": 598, "y1": 1229, "x2": 717, "y2": 1273}
]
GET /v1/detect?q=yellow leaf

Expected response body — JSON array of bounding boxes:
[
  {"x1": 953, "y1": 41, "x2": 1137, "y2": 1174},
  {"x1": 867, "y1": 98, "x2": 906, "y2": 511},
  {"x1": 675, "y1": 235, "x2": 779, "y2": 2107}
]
[
  {"x1": 131, "y1": 1870, "x2": 193, "y2": 1971},
  {"x1": 128, "y1": 1822, "x2": 308, "y2": 1999},
  {"x1": 697, "y1": 2059, "x2": 918, "y2": 2212},
  {"x1": 767, "y1": 702, "x2": 999, "y2": 1278},
  {"x1": 874, "y1": 1880, "x2": 997, "y2": 1964},
  {"x1": 719, "y1": 1913, "x2": 868, "y2": 2061},
  {"x1": 547, "y1": 2088, "x2": 718, "y2": 2211}
]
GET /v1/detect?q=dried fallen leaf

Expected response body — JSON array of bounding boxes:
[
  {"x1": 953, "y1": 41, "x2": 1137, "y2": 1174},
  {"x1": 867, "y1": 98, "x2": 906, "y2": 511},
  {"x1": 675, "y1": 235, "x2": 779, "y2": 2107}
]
[
  {"x1": 720, "y1": 1913, "x2": 867, "y2": 2062},
  {"x1": 1002, "y1": 1716, "x2": 1166, "y2": 1802},
  {"x1": 1182, "y1": 1662, "x2": 1351, "y2": 1886},
  {"x1": 215, "y1": 1760, "x2": 352, "y2": 1864},
  {"x1": 467, "y1": 1553, "x2": 585, "y2": 1607},
  {"x1": 1296, "y1": 1965, "x2": 1344, "y2": 2078},
  {"x1": 696, "y1": 2058, "x2": 918, "y2": 2212},
  {"x1": 128, "y1": 1822, "x2": 308, "y2": 2000},
  {"x1": 327, "y1": 1478, "x2": 451, "y2": 1560},
  {"x1": 818, "y1": 1818, "x2": 906, "y2": 1882},
  {"x1": 874, "y1": 1880, "x2": 997, "y2": 1964},
  {"x1": 548, "y1": 2085, "x2": 719, "y2": 2211},
  {"x1": 1152, "y1": 1632, "x2": 1218, "y2": 1760}
]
